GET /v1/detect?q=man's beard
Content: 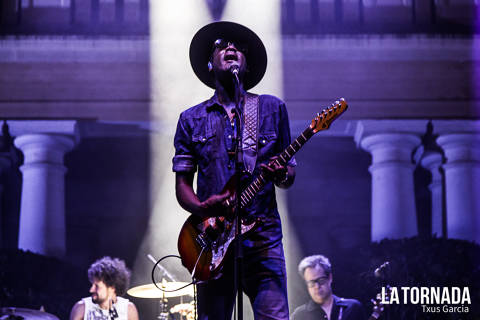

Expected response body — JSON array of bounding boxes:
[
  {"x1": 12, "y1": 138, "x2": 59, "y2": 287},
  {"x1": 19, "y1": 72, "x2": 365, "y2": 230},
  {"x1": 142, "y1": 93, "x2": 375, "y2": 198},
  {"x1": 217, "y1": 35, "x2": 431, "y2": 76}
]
[{"x1": 92, "y1": 294, "x2": 106, "y2": 305}]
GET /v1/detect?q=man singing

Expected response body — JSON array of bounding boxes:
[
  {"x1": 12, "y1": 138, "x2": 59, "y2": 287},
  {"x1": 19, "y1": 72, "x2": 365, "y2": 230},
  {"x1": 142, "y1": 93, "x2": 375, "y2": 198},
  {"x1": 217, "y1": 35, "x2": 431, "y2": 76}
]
[{"x1": 173, "y1": 21, "x2": 296, "y2": 320}]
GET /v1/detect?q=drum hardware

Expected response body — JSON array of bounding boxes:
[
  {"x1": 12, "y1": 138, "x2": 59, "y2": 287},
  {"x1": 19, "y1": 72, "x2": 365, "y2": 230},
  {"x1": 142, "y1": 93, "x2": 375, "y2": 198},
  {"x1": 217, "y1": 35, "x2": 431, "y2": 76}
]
[
  {"x1": 170, "y1": 302, "x2": 195, "y2": 320},
  {"x1": 0, "y1": 307, "x2": 59, "y2": 320},
  {"x1": 134, "y1": 254, "x2": 195, "y2": 319},
  {"x1": 127, "y1": 281, "x2": 194, "y2": 299}
]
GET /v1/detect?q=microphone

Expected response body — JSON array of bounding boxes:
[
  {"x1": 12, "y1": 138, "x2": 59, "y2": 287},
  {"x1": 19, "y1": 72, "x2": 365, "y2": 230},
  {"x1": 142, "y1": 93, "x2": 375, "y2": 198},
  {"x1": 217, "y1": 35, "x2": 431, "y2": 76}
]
[
  {"x1": 230, "y1": 65, "x2": 239, "y2": 75},
  {"x1": 230, "y1": 65, "x2": 240, "y2": 84},
  {"x1": 374, "y1": 261, "x2": 390, "y2": 278}
]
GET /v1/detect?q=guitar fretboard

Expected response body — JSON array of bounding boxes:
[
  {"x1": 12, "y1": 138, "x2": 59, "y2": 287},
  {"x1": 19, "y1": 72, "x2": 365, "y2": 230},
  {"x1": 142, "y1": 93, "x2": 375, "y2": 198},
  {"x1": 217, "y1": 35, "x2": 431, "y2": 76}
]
[{"x1": 239, "y1": 126, "x2": 315, "y2": 208}]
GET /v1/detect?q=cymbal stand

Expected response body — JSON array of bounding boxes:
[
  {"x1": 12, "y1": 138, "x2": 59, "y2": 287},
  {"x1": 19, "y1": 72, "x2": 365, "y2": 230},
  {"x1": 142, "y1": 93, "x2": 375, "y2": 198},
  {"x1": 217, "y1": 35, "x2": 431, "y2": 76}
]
[{"x1": 158, "y1": 289, "x2": 169, "y2": 320}]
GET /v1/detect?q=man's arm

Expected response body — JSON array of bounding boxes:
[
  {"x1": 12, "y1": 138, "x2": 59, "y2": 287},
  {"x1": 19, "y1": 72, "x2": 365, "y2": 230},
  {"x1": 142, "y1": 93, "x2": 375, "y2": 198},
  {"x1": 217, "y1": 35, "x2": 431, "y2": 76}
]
[
  {"x1": 69, "y1": 301, "x2": 85, "y2": 320},
  {"x1": 176, "y1": 172, "x2": 229, "y2": 218},
  {"x1": 127, "y1": 302, "x2": 139, "y2": 320}
]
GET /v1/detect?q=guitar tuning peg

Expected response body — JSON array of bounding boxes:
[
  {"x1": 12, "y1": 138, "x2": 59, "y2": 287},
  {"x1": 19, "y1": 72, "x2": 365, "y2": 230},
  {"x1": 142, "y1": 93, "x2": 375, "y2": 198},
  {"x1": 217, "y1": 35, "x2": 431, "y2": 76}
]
[{"x1": 335, "y1": 100, "x2": 340, "y2": 105}]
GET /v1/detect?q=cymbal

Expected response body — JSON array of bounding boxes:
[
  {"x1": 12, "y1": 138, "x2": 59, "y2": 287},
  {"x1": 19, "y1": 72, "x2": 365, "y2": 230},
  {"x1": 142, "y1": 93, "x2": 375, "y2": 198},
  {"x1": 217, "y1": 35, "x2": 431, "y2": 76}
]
[
  {"x1": 127, "y1": 282, "x2": 194, "y2": 298},
  {"x1": 1, "y1": 307, "x2": 59, "y2": 320}
]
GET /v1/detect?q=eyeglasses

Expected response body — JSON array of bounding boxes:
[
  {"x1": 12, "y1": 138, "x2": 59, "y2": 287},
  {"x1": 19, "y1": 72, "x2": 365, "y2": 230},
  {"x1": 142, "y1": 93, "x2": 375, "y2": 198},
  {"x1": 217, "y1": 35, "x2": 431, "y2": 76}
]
[
  {"x1": 305, "y1": 276, "x2": 329, "y2": 288},
  {"x1": 212, "y1": 38, "x2": 248, "y2": 54}
]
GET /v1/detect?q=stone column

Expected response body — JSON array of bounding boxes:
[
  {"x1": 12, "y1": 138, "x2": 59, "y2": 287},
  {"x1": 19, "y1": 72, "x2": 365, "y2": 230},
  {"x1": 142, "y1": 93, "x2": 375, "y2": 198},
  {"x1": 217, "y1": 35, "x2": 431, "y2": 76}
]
[
  {"x1": 14, "y1": 134, "x2": 75, "y2": 258},
  {"x1": 360, "y1": 133, "x2": 421, "y2": 241},
  {"x1": 419, "y1": 151, "x2": 444, "y2": 236},
  {"x1": 437, "y1": 133, "x2": 480, "y2": 243}
]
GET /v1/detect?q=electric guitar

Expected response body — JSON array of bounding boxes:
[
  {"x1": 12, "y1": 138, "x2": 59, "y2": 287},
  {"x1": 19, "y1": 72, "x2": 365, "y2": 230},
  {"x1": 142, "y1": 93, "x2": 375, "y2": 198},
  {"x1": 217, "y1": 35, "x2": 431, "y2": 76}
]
[{"x1": 177, "y1": 98, "x2": 348, "y2": 281}]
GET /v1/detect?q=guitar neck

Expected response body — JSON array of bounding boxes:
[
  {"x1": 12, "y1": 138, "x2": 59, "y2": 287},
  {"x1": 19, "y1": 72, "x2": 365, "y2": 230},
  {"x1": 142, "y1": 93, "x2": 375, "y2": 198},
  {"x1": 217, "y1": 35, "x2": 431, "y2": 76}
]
[{"x1": 239, "y1": 126, "x2": 315, "y2": 208}]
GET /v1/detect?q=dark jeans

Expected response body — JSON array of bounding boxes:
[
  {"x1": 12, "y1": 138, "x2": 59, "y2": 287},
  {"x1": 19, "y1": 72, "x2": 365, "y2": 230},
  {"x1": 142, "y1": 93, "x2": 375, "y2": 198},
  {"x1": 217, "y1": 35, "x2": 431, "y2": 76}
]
[{"x1": 196, "y1": 241, "x2": 289, "y2": 320}]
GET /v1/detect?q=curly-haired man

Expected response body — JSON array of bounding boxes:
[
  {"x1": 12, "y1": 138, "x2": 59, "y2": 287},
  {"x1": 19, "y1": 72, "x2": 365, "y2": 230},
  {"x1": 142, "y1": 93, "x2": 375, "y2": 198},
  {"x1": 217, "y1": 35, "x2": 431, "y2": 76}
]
[{"x1": 70, "y1": 256, "x2": 139, "y2": 320}]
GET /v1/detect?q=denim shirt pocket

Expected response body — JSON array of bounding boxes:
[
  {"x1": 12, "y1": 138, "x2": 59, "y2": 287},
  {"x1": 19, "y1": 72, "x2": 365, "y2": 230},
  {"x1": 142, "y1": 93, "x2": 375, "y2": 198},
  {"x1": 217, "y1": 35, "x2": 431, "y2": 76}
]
[
  {"x1": 192, "y1": 131, "x2": 217, "y2": 168},
  {"x1": 258, "y1": 132, "x2": 278, "y2": 160}
]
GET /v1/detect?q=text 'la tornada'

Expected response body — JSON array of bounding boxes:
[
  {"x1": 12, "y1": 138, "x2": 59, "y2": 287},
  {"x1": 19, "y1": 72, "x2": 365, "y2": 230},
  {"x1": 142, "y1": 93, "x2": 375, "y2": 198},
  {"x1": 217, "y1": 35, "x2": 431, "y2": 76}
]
[{"x1": 381, "y1": 287, "x2": 471, "y2": 305}]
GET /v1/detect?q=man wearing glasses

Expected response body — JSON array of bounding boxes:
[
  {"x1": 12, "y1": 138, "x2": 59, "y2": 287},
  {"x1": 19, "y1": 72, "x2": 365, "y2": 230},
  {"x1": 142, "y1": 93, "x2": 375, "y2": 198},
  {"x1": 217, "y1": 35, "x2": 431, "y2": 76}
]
[
  {"x1": 173, "y1": 21, "x2": 296, "y2": 320},
  {"x1": 291, "y1": 255, "x2": 367, "y2": 320}
]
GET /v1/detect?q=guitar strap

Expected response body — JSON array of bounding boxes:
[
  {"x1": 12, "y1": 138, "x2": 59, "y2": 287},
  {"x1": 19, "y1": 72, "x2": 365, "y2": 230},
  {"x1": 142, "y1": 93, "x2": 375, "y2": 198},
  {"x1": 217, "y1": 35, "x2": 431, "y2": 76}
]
[{"x1": 242, "y1": 93, "x2": 259, "y2": 174}]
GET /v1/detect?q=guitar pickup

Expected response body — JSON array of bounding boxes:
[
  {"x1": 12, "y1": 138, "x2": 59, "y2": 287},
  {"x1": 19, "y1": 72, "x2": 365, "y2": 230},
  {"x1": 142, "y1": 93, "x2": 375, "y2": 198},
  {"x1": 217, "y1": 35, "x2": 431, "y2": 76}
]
[{"x1": 196, "y1": 233, "x2": 210, "y2": 249}]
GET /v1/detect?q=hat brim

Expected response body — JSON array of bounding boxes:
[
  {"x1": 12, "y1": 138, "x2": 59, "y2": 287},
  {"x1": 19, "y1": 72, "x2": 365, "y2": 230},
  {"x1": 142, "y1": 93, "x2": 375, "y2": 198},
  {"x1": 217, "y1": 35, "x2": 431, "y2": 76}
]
[{"x1": 189, "y1": 21, "x2": 267, "y2": 91}]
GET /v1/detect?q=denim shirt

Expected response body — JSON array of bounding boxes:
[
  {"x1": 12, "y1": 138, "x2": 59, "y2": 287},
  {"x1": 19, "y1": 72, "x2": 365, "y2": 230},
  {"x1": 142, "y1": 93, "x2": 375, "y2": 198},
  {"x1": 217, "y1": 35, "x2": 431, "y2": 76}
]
[{"x1": 173, "y1": 93, "x2": 296, "y2": 251}]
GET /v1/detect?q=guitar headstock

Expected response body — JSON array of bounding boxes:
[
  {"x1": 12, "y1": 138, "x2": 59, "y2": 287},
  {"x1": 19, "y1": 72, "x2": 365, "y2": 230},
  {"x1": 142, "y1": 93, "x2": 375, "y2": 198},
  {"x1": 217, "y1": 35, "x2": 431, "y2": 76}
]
[
  {"x1": 310, "y1": 98, "x2": 348, "y2": 133},
  {"x1": 370, "y1": 286, "x2": 392, "y2": 319}
]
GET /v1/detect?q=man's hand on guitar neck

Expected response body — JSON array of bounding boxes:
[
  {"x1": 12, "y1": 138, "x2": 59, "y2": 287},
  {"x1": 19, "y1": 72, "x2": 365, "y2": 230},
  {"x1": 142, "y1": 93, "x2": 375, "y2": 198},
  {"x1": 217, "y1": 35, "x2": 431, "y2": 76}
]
[{"x1": 260, "y1": 156, "x2": 295, "y2": 188}]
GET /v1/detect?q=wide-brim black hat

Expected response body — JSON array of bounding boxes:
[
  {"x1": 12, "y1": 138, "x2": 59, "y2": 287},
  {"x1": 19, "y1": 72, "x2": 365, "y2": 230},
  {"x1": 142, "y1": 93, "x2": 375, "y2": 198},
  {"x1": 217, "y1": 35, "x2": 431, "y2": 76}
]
[{"x1": 189, "y1": 21, "x2": 267, "y2": 90}]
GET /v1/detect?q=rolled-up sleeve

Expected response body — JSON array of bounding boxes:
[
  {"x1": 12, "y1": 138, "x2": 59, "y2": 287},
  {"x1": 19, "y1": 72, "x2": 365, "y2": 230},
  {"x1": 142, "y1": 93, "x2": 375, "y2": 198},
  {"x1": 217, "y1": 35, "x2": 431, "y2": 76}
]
[{"x1": 172, "y1": 112, "x2": 197, "y2": 173}]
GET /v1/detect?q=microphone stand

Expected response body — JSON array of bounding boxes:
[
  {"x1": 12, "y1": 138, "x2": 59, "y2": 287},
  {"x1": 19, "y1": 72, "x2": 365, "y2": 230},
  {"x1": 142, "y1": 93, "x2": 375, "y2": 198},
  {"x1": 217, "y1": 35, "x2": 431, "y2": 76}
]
[
  {"x1": 384, "y1": 265, "x2": 391, "y2": 320},
  {"x1": 374, "y1": 261, "x2": 391, "y2": 320},
  {"x1": 231, "y1": 67, "x2": 244, "y2": 320}
]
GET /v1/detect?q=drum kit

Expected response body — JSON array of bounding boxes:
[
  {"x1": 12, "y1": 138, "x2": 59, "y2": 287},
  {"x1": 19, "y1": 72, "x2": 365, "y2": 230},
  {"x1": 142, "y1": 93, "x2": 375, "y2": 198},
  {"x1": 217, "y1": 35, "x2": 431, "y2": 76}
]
[
  {"x1": 127, "y1": 280, "x2": 195, "y2": 320},
  {"x1": 1, "y1": 255, "x2": 194, "y2": 320},
  {"x1": 0, "y1": 282, "x2": 194, "y2": 320},
  {"x1": 0, "y1": 307, "x2": 59, "y2": 320}
]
